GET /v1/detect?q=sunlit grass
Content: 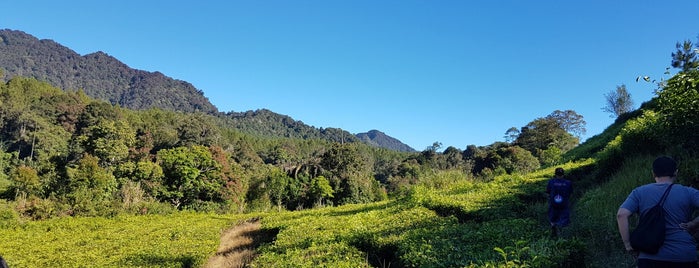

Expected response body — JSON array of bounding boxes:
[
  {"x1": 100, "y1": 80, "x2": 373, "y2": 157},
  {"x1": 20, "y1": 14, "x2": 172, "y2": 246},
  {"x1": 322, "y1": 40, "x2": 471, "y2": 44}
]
[{"x1": 0, "y1": 212, "x2": 250, "y2": 268}]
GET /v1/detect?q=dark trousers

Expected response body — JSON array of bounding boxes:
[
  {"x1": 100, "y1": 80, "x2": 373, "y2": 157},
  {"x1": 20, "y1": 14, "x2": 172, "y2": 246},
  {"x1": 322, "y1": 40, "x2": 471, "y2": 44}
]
[
  {"x1": 637, "y1": 258, "x2": 697, "y2": 268},
  {"x1": 548, "y1": 206, "x2": 570, "y2": 227}
]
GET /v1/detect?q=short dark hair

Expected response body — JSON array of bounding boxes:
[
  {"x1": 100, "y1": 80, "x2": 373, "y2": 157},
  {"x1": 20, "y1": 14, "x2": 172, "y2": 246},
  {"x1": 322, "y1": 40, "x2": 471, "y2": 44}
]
[
  {"x1": 652, "y1": 156, "x2": 677, "y2": 177},
  {"x1": 555, "y1": 168, "x2": 564, "y2": 176}
]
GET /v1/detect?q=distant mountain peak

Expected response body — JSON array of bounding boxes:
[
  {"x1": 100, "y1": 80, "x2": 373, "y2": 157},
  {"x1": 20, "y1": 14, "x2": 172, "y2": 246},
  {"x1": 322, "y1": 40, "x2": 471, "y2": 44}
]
[{"x1": 356, "y1": 130, "x2": 415, "y2": 152}]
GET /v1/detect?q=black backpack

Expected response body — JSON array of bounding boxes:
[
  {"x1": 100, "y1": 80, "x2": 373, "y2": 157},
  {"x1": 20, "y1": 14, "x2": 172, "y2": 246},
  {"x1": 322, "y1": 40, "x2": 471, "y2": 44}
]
[
  {"x1": 630, "y1": 183, "x2": 674, "y2": 254},
  {"x1": 549, "y1": 179, "x2": 571, "y2": 209}
]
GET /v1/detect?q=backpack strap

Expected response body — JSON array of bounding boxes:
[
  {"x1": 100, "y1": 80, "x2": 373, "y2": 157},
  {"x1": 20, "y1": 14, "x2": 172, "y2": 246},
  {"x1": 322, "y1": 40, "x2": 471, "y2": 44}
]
[{"x1": 658, "y1": 183, "x2": 674, "y2": 207}]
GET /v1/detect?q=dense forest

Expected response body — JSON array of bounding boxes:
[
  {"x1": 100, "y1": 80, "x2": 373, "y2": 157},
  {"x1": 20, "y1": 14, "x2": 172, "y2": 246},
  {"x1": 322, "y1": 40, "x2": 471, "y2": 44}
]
[{"x1": 0, "y1": 70, "x2": 591, "y2": 218}]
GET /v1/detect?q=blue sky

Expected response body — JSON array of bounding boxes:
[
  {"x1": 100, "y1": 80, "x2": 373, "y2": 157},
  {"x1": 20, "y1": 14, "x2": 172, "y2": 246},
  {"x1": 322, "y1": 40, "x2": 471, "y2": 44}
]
[{"x1": 3, "y1": 1, "x2": 698, "y2": 151}]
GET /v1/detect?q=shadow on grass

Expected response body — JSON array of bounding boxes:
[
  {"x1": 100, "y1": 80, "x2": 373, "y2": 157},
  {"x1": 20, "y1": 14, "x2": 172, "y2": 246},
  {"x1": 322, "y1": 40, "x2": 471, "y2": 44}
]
[
  {"x1": 121, "y1": 253, "x2": 198, "y2": 268},
  {"x1": 348, "y1": 236, "x2": 402, "y2": 268},
  {"x1": 327, "y1": 201, "x2": 398, "y2": 217}
]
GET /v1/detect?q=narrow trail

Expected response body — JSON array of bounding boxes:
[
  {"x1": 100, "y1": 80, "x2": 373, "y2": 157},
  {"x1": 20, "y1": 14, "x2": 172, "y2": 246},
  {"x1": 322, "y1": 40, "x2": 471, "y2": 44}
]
[{"x1": 204, "y1": 218, "x2": 277, "y2": 268}]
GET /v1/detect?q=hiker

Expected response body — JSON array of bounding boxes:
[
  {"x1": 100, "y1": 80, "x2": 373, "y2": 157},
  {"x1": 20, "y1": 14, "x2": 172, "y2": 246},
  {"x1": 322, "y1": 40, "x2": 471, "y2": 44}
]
[
  {"x1": 616, "y1": 156, "x2": 699, "y2": 267},
  {"x1": 546, "y1": 167, "x2": 572, "y2": 237}
]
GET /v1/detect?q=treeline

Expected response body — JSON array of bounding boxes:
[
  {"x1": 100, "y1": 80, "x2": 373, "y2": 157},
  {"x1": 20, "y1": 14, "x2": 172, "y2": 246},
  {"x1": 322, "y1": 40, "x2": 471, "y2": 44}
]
[{"x1": 0, "y1": 76, "x2": 590, "y2": 219}]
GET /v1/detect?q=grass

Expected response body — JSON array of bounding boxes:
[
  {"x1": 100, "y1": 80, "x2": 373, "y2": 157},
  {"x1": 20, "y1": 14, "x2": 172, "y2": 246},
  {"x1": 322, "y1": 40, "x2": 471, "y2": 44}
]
[
  {"x1": 249, "y1": 162, "x2": 595, "y2": 267},
  {"x1": 0, "y1": 212, "x2": 251, "y2": 268}
]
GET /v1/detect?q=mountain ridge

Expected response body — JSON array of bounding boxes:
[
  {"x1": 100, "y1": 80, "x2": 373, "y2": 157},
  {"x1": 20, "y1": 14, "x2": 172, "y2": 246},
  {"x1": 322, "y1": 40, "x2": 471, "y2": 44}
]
[
  {"x1": 0, "y1": 29, "x2": 415, "y2": 152},
  {"x1": 0, "y1": 29, "x2": 217, "y2": 114},
  {"x1": 356, "y1": 130, "x2": 416, "y2": 152}
]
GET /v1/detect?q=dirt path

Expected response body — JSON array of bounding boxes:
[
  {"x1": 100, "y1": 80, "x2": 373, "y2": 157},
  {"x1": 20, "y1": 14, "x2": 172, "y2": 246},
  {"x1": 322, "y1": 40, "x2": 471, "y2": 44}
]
[{"x1": 204, "y1": 218, "x2": 277, "y2": 268}]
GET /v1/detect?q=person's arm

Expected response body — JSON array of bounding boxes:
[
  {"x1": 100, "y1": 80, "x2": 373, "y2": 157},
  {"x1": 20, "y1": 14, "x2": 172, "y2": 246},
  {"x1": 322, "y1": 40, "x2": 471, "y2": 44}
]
[
  {"x1": 680, "y1": 187, "x2": 699, "y2": 233},
  {"x1": 616, "y1": 207, "x2": 634, "y2": 251},
  {"x1": 679, "y1": 217, "x2": 699, "y2": 233}
]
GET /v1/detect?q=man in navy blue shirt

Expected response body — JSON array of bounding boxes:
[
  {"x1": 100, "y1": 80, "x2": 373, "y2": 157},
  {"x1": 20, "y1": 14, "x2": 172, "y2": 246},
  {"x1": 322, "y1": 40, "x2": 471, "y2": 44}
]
[{"x1": 547, "y1": 167, "x2": 572, "y2": 237}]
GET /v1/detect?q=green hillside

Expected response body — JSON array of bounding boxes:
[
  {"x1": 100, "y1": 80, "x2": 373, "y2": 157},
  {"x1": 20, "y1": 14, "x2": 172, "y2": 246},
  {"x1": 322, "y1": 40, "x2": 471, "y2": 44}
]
[{"x1": 0, "y1": 38, "x2": 697, "y2": 267}]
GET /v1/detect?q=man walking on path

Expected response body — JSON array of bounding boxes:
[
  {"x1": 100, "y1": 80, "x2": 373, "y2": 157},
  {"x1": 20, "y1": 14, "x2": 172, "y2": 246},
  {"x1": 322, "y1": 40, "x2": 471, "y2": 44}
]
[{"x1": 547, "y1": 167, "x2": 572, "y2": 237}]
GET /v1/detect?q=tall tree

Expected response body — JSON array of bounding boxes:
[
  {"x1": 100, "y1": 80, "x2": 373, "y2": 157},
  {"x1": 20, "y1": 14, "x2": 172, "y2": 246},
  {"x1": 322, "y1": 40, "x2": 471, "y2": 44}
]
[
  {"x1": 602, "y1": 84, "x2": 634, "y2": 118},
  {"x1": 320, "y1": 143, "x2": 374, "y2": 204},
  {"x1": 77, "y1": 120, "x2": 136, "y2": 166},
  {"x1": 442, "y1": 146, "x2": 464, "y2": 169},
  {"x1": 504, "y1": 127, "x2": 520, "y2": 143},
  {"x1": 309, "y1": 176, "x2": 333, "y2": 206},
  {"x1": 514, "y1": 112, "x2": 580, "y2": 162},
  {"x1": 65, "y1": 154, "x2": 118, "y2": 216},
  {"x1": 671, "y1": 40, "x2": 699, "y2": 72},
  {"x1": 545, "y1": 110, "x2": 586, "y2": 138},
  {"x1": 157, "y1": 145, "x2": 225, "y2": 208},
  {"x1": 496, "y1": 145, "x2": 540, "y2": 174}
]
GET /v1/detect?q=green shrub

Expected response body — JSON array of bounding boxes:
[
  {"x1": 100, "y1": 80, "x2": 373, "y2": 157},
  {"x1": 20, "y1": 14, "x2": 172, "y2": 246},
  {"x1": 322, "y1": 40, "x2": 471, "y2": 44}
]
[
  {"x1": 130, "y1": 200, "x2": 176, "y2": 215},
  {"x1": 655, "y1": 70, "x2": 699, "y2": 152},
  {"x1": 617, "y1": 110, "x2": 663, "y2": 155},
  {"x1": 0, "y1": 200, "x2": 19, "y2": 228}
]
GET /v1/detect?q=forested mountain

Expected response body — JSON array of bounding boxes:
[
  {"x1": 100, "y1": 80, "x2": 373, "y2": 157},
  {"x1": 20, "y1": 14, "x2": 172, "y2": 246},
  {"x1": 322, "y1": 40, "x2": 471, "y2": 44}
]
[
  {"x1": 0, "y1": 29, "x2": 217, "y2": 114},
  {"x1": 224, "y1": 110, "x2": 415, "y2": 151},
  {"x1": 0, "y1": 29, "x2": 416, "y2": 151},
  {"x1": 356, "y1": 129, "x2": 416, "y2": 152},
  {"x1": 224, "y1": 109, "x2": 361, "y2": 144}
]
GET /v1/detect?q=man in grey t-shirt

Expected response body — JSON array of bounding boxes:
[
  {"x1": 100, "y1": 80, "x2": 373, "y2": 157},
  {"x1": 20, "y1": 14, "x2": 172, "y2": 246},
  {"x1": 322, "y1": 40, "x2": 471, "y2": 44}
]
[{"x1": 617, "y1": 156, "x2": 699, "y2": 267}]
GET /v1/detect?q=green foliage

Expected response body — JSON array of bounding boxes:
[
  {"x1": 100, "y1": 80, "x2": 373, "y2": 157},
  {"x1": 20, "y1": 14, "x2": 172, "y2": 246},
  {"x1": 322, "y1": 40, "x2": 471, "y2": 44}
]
[
  {"x1": 538, "y1": 146, "x2": 562, "y2": 167},
  {"x1": 266, "y1": 167, "x2": 292, "y2": 211},
  {"x1": 546, "y1": 110, "x2": 587, "y2": 138},
  {"x1": 0, "y1": 212, "x2": 245, "y2": 267},
  {"x1": 320, "y1": 143, "x2": 378, "y2": 204},
  {"x1": 513, "y1": 110, "x2": 583, "y2": 164},
  {"x1": 0, "y1": 199, "x2": 20, "y2": 228},
  {"x1": 114, "y1": 160, "x2": 165, "y2": 199},
  {"x1": 498, "y1": 146, "x2": 541, "y2": 174},
  {"x1": 617, "y1": 110, "x2": 663, "y2": 154},
  {"x1": 157, "y1": 145, "x2": 227, "y2": 208},
  {"x1": 77, "y1": 119, "x2": 135, "y2": 166},
  {"x1": 561, "y1": 119, "x2": 625, "y2": 162},
  {"x1": 0, "y1": 148, "x2": 13, "y2": 186},
  {"x1": 65, "y1": 155, "x2": 118, "y2": 216},
  {"x1": 671, "y1": 40, "x2": 699, "y2": 72},
  {"x1": 655, "y1": 70, "x2": 699, "y2": 151},
  {"x1": 9, "y1": 165, "x2": 41, "y2": 196},
  {"x1": 175, "y1": 112, "x2": 221, "y2": 147},
  {"x1": 309, "y1": 176, "x2": 334, "y2": 206}
]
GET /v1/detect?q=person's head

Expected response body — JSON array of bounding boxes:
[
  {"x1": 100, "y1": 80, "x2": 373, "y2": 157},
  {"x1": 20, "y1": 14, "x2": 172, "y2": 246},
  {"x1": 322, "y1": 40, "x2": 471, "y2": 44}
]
[
  {"x1": 555, "y1": 168, "x2": 564, "y2": 177},
  {"x1": 652, "y1": 156, "x2": 677, "y2": 178}
]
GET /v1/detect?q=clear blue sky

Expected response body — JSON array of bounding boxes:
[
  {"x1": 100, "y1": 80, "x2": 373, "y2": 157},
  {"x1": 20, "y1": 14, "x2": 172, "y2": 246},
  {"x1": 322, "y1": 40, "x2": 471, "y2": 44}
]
[{"x1": 3, "y1": 1, "x2": 698, "y2": 151}]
